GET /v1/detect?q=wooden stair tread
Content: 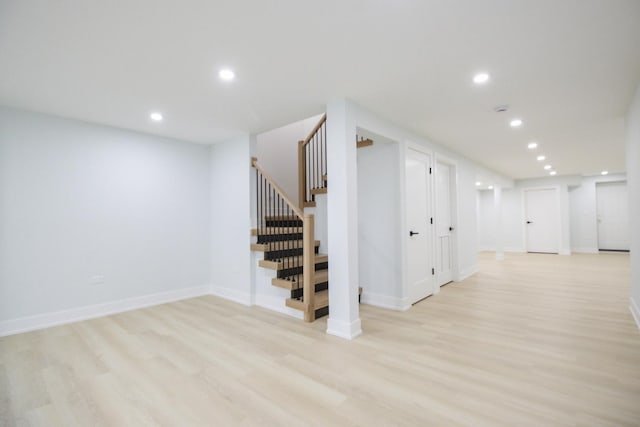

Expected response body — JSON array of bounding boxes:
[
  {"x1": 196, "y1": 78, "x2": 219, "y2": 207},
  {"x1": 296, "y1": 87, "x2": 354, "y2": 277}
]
[
  {"x1": 310, "y1": 187, "x2": 327, "y2": 195},
  {"x1": 251, "y1": 227, "x2": 303, "y2": 236},
  {"x1": 259, "y1": 254, "x2": 328, "y2": 271},
  {"x1": 272, "y1": 269, "x2": 328, "y2": 290},
  {"x1": 264, "y1": 215, "x2": 300, "y2": 221},
  {"x1": 251, "y1": 240, "x2": 319, "y2": 252},
  {"x1": 286, "y1": 289, "x2": 329, "y2": 311}
]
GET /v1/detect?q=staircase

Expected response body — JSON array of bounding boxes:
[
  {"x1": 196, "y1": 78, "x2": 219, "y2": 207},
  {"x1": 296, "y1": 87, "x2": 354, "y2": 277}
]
[
  {"x1": 251, "y1": 114, "x2": 328, "y2": 322},
  {"x1": 251, "y1": 115, "x2": 370, "y2": 322}
]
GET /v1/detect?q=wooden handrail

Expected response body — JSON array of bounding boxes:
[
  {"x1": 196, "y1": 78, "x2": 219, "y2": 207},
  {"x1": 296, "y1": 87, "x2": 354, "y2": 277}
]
[
  {"x1": 252, "y1": 158, "x2": 304, "y2": 219},
  {"x1": 301, "y1": 114, "x2": 326, "y2": 148}
]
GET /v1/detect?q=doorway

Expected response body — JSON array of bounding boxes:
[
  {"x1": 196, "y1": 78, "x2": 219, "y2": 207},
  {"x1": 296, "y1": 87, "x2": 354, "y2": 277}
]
[
  {"x1": 524, "y1": 188, "x2": 559, "y2": 253},
  {"x1": 596, "y1": 181, "x2": 630, "y2": 251},
  {"x1": 405, "y1": 148, "x2": 434, "y2": 303},
  {"x1": 435, "y1": 160, "x2": 456, "y2": 286}
]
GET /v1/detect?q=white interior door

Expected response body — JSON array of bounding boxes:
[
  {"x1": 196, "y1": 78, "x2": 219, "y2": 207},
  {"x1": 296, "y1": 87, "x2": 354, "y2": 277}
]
[
  {"x1": 436, "y1": 161, "x2": 454, "y2": 286},
  {"x1": 406, "y1": 149, "x2": 434, "y2": 303},
  {"x1": 525, "y1": 188, "x2": 559, "y2": 253},
  {"x1": 596, "y1": 181, "x2": 630, "y2": 251}
]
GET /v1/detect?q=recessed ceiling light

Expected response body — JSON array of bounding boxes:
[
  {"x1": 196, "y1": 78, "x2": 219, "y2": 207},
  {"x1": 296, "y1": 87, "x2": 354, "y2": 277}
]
[
  {"x1": 527, "y1": 142, "x2": 538, "y2": 149},
  {"x1": 544, "y1": 165, "x2": 552, "y2": 170},
  {"x1": 537, "y1": 155, "x2": 546, "y2": 161},
  {"x1": 150, "y1": 112, "x2": 163, "y2": 122},
  {"x1": 219, "y1": 68, "x2": 235, "y2": 81},
  {"x1": 601, "y1": 170, "x2": 609, "y2": 175},
  {"x1": 475, "y1": 181, "x2": 482, "y2": 186},
  {"x1": 473, "y1": 72, "x2": 490, "y2": 84},
  {"x1": 549, "y1": 171, "x2": 557, "y2": 176},
  {"x1": 488, "y1": 185, "x2": 494, "y2": 190},
  {"x1": 510, "y1": 119, "x2": 523, "y2": 127}
]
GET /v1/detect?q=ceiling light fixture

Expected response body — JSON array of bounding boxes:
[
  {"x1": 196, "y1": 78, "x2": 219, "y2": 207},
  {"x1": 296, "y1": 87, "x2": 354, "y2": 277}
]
[
  {"x1": 488, "y1": 185, "x2": 494, "y2": 190},
  {"x1": 219, "y1": 68, "x2": 235, "y2": 81},
  {"x1": 510, "y1": 119, "x2": 523, "y2": 127},
  {"x1": 527, "y1": 142, "x2": 538, "y2": 149},
  {"x1": 601, "y1": 170, "x2": 609, "y2": 175},
  {"x1": 544, "y1": 165, "x2": 552, "y2": 170},
  {"x1": 537, "y1": 155, "x2": 546, "y2": 161},
  {"x1": 150, "y1": 112, "x2": 163, "y2": 122},
  {"x1": 473, "y1": 72, "x2": 490, "y2": 84},
  {"x1": 475, "y1": 181, "x2": 482, "y2": 186},
  {"x1": 549, "y1": 171, "x2": 557, "y2": 176}
]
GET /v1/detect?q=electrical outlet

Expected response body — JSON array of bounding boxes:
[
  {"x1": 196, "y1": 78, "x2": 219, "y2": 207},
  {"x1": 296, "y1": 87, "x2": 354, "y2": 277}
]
[{"x1": 90, "y1": 275, "x2": 105, "y2": 285}]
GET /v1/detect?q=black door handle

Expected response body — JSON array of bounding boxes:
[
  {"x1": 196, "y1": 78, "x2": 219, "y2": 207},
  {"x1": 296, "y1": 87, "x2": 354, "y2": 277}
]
[
  {"x1": 526, "y1": 221, "x2": 533, "y2": 224},
  {"x1": 409, "y1": 231, "x2": 419, "y2": 236},
  {"x1": 449, "y1": 227, "x2": 454, "y2": 231}
]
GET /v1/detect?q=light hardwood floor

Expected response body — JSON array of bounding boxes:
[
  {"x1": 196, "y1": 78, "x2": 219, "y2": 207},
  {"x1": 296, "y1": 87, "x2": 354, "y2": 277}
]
[{"x1": 1, "y1": 252, "x2": 639, "y2": 426}]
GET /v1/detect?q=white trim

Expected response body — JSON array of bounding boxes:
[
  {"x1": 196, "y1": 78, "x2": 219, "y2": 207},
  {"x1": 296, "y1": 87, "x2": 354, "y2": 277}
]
[
  {"x1": 254, "y1": 294, "x2": 303, "y2": 319},
  {"x1": 326, "y1": 317, "x2": 362, "y2": 340},
  {"x1": 456, "y1": 264, "x2": 478, "y2": 282},
  {"x1": 361, "y1": 292, "x2": 411, "y2": 311},
  {"x1": 630, "y1": 298, "x2": 640, "y2": 331},
  {"x1": 209, "y1": 285, "x2": 252, "y2": 306},
  {"x1": 571, "y1": 247, "x2": 599, "y2": 253},
  {"x1": 0, "y1": 285, "x2": 210, "y2": 337},
  {"x1": 479, "y1": 246, "x2": 526, "y2": 253}
]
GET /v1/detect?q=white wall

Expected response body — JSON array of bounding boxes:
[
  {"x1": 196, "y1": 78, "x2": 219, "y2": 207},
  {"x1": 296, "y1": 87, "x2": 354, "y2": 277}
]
[
  {"x1": 256, "y1": 114, "x2": 323, "y2": 206},
  {"x1": 626, "y1": 83, "x2": 640, "y2": 327},
  {"x1": 0, "y1": 107, "x2": 211, "y2": 325},
  {"x1": 357, "y1": 141, "x2": 403, "y2": 306},
  {"x1": 209, "y1": 136, "x2": 253, "y2": 305}
]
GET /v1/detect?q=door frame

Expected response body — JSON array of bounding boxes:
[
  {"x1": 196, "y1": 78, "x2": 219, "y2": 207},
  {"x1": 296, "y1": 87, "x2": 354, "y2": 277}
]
[
  {"x1": 521, "y1": 186, "x2": 561, "y2": 254},
  {"x1": 434, "y1": 154, "x2": 460, "y2": 285}
]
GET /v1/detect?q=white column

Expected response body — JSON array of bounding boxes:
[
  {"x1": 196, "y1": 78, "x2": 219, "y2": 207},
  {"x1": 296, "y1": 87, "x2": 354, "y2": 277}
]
[
  {"x1": 494, "y1": 186, "x2": 504, "y2": 260},
  {"x1": 325, "y1": 99, "x2": 362, "y2": 339}
]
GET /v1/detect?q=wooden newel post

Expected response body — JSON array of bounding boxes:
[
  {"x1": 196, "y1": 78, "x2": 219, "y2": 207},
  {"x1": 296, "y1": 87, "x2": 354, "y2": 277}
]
[
  {"x1": 298, "y1": 140, "x2": 306, "y2": 209},
  {"x1": 303, "y1": 213, "x2": 315, "y2": 322}
]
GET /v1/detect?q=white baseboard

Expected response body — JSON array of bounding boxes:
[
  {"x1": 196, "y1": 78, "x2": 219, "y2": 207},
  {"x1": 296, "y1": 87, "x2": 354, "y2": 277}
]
[
  {"x1": 572, "y1": 247, "x2": 599, "y2": 254},
  {"x1": 457, "y1": 264, "x2": 478, "y2": 282},
  {"x1": 0, "y1": 285, "x2": 211, "y2": 337},
  {"x1": 326, "y1": 317, "x2": 362, "y2": 340},
  {"x1": 478, "y1": 247, "x2": 525, "y2": 253},
  {"x1": 254, "y1": 294, "x2": 303, "y2": 319},
  {"x1": 630, "y1": 298, "x2": 640, "y2": 331},
  {"x1": 360, "y1": 292, "x2": 411, "y2": 311},
  {"x1": 209, "y1": 285, "x2": 252, "y2": 306}
]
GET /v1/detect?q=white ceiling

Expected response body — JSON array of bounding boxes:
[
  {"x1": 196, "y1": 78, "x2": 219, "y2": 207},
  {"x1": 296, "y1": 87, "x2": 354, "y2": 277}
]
[{"x1": 1, "y1": 0, "x2": 639, "y2": 179}]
